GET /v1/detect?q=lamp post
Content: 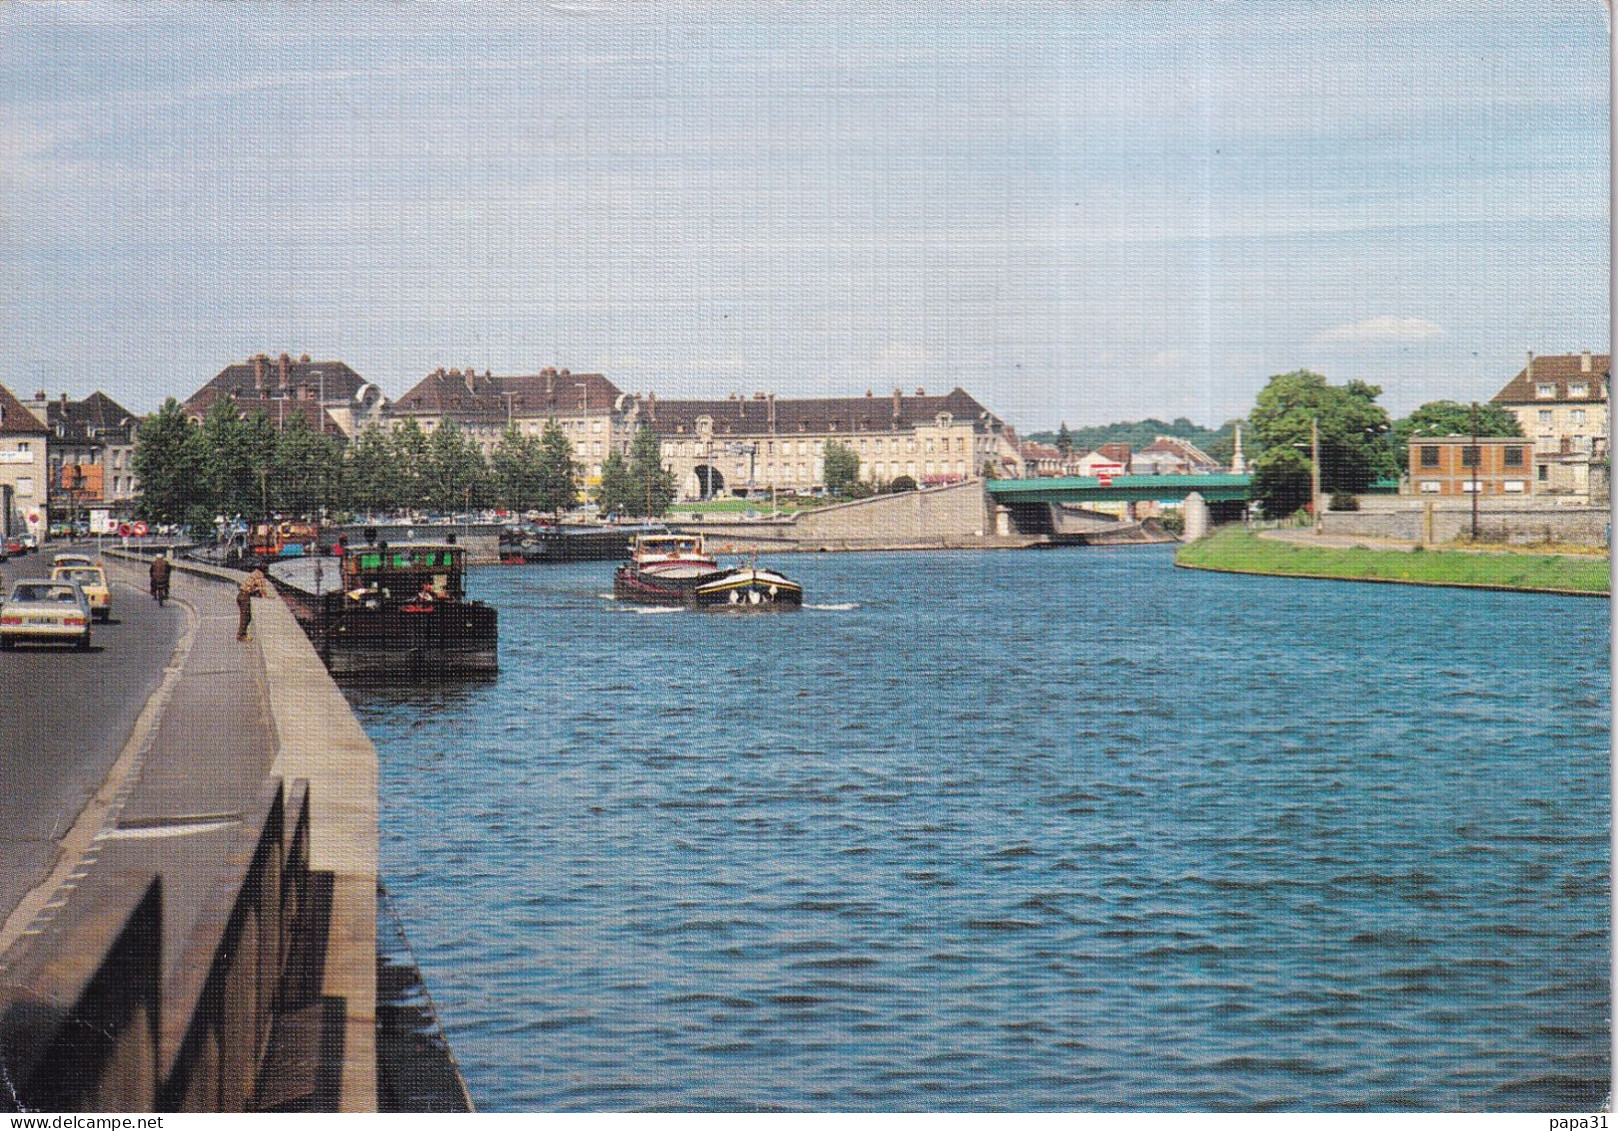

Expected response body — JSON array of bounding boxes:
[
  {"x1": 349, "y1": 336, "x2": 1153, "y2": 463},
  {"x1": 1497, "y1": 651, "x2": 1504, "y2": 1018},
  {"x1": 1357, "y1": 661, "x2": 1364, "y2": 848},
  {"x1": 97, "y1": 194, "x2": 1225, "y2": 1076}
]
[
  {"x1": 1293, "y1": 417, "x2": 1322, "y2": 532},
  {"x1": 1470, "y1": 400, "x2": 1481, "y2": 540}
]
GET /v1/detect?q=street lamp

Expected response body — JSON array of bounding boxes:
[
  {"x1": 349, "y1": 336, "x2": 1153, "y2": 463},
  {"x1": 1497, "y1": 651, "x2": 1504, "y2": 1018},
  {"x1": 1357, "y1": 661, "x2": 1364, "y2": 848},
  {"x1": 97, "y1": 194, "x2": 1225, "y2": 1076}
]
[
  {"x1": 1469, "y1": 401, "x2": 1481, "y2": 540},
  {"x1": 1292, "y1": 417, "x2": 1321, "y2": 533}
]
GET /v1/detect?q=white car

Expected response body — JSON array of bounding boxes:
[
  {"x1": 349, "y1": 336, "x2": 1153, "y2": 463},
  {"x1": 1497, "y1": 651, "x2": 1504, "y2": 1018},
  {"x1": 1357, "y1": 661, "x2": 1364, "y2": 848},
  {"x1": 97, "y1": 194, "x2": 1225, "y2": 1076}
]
[{"x1": 1, "y1": 578, "x2": 92, "y2": 650}]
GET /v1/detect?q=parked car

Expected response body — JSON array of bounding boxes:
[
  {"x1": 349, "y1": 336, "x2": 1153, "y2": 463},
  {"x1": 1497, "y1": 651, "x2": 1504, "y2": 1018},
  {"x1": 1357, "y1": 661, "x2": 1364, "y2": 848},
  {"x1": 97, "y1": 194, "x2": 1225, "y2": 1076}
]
[
  {"x1": 17, "y1": 533, "x2": 37, "y2": 553},
  {"x1": 51, "y1": 565, "x2": 111, "y2": 621},
  {"x1": 0, "y1": 578, "x2": 92, "y2": 650}
]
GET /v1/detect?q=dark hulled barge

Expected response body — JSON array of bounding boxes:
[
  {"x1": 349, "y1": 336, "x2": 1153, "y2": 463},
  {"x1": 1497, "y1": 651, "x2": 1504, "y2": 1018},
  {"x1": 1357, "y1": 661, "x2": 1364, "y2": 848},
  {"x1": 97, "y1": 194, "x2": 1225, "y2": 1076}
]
[
  {"x1": 274, "y1": 540, "x2": 497, "y2": 678},
  {"x1": 612, "y1": 534, "x2": 802, "y2": 609}
]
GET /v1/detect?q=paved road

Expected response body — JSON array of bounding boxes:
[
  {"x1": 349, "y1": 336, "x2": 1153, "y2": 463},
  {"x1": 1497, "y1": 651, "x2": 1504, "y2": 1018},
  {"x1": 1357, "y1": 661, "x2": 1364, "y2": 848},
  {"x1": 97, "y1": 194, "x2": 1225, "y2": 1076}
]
[{"x1": 0, "y1": 545, "x2": 184, "y2": 926}]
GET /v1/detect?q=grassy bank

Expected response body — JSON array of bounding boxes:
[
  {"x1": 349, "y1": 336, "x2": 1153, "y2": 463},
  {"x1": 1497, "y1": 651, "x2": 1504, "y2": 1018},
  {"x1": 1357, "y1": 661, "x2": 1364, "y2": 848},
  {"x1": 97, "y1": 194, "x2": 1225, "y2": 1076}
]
[{"x1": 1176, "y1": 528, "x2": 1610, "y2": 595}]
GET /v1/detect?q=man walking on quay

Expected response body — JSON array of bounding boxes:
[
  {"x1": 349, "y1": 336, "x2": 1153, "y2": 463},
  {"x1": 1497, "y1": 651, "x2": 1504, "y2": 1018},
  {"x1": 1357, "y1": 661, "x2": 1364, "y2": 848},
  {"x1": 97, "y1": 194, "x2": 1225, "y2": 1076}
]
[
  {"x1": 237, "y1": 568, "x2": 269, "y2": 641},
  {"x1": 149, "y1": 552, "x2": 171, "y2": 607}
]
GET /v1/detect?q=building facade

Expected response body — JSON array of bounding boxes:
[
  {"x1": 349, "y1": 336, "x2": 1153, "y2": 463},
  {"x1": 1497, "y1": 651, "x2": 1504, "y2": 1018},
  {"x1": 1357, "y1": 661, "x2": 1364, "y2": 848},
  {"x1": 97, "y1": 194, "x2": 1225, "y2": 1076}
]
[
  {"x1": 623, "y1": 387, "x2": 1022, "y2": 498},
  {"x1": 1407, "y1": 436, "x2": 1534, "y2": 497},
  {"x1": 21, "y1": 391, "x2": 142, "y2": 520},
  {"x1": 0, "y1": 383, "x2": 50, "y2": 538},
  {"x1": 1489, "y1": 350, "x2": 1609, "y2": 497}
]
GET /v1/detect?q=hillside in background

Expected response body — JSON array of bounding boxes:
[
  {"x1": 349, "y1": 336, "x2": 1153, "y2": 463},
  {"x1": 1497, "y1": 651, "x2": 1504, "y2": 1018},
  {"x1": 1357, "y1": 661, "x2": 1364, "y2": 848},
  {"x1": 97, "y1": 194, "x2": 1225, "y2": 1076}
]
[{"x1": 1025, "y1": 418, "x2": 1240, "y2": 463}]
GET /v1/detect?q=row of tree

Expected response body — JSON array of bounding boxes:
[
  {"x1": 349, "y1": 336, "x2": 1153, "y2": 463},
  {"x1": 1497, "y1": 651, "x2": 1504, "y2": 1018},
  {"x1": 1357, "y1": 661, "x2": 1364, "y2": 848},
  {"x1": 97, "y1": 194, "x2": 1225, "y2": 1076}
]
[{"x1": 132, "y1": 397, "x2": 679, "y2": 529}]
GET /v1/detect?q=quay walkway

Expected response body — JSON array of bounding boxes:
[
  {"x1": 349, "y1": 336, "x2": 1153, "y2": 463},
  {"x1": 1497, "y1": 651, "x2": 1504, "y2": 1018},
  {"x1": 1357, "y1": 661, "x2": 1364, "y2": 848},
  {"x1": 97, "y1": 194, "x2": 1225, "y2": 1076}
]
[{"x1": 0, "y1": 550, "x2": 380, "y2": 1111}]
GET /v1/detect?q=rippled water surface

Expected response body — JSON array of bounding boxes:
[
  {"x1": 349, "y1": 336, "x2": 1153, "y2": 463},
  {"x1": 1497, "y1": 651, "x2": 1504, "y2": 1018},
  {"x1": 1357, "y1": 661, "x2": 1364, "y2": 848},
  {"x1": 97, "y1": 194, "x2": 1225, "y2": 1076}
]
[{"x1": 348, "y1": 547, "x2": 1610, "y2": 1111}]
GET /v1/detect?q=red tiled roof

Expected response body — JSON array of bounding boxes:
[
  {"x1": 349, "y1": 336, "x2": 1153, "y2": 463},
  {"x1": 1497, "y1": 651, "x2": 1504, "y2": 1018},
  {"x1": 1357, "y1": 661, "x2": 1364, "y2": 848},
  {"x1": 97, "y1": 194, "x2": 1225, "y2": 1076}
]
[
  {"x1": 0, "y1": 383, "x2": 49, "y2": 436},
  {"x1": 1491, "y1": 352, "x2": 1610, "y2": 404},
  {"x1": 393, "y1": 367, "x2": 624, "y2": 423}
]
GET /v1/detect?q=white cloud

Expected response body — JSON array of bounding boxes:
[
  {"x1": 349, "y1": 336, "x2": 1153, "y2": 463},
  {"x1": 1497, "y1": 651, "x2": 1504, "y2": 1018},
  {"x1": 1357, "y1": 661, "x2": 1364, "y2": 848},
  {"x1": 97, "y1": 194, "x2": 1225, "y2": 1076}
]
[{"x1": 1313, "y1": 317, "x2": 1446, "y2": 346}]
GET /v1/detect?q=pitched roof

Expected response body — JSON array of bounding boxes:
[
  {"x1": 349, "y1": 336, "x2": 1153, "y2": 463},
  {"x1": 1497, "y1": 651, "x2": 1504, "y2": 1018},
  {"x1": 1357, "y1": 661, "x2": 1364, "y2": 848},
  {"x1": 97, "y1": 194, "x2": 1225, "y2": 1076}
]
[
  {"x1": 1141, "y1": 435, "x2": 1221, "y2": 469},
  {"x1": 185, "y1": 390, "x2": 341, "y2": 433},
  {"x1": 393, "y1": 367, "x2": 624, "y2": 424},
  {"x1": 187, "y1": 353, "x2": 368, "y2": 409},
  {"x1": 0, "y1": 383, "x2": 49, "y2": 436},
  {"x1": 634, "y1": 387, "x2": 1005, "y2": 436},
  {"x1": 46, "y1": 391, "x2": 140, "y2": 445},
  {"x1": 1490, "y1": 352, "x2": 1611, "y2": 404}
]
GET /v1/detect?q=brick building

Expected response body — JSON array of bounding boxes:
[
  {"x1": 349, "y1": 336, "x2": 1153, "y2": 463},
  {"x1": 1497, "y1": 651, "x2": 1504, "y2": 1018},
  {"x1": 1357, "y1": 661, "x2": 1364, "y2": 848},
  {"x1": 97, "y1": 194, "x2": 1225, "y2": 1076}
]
[{"x1": 1407, "y1": 436, "x2": 1534, "y2": 497}]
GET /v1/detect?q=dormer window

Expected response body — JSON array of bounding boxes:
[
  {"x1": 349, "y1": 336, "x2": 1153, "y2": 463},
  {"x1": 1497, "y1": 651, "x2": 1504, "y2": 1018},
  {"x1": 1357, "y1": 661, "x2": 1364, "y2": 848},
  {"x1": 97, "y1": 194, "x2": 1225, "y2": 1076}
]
[
  {"x1": 1569, "y1": 384, "x2": 1588, "y2": 398},
  {"x1": 1536, "y1": 383, "x2": 1556, "y2": 399}
]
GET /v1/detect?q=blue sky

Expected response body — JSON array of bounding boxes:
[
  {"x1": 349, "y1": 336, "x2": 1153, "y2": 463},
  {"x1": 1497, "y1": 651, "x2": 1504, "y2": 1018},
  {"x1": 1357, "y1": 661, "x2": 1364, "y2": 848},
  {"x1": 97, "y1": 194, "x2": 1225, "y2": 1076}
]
[{"x1": 0, "y1": 2, "x2": 1608, "y2": 431}]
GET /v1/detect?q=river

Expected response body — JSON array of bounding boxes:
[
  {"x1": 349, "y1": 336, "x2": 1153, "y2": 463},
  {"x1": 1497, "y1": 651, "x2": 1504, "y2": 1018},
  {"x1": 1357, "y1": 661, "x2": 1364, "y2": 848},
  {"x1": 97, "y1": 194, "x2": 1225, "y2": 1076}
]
[{"x1": 347, "y1": 546, "x2": 1610, "y2": 1112}]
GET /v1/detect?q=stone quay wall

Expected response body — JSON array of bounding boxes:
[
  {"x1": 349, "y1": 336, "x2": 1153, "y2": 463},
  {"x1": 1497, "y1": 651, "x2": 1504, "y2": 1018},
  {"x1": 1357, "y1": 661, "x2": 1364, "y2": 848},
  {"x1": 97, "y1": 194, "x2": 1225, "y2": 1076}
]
[
  {"x1": 679, "y1": 480, "x2": 1031, "y2": 552},
  {"x1": 1323, "y1": 499, "x2": 1610, "y2": 547},
  {"x1": 0, "y1": 554, "x2": 379, "y2": 1112}
]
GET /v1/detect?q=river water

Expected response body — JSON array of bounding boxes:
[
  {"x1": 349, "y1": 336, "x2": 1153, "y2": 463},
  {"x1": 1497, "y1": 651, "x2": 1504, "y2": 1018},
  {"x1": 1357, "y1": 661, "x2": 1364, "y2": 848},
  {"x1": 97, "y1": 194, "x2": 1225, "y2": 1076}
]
[{"x1": 347, "y1": 546, "x2": 1610, "y2": 1112}]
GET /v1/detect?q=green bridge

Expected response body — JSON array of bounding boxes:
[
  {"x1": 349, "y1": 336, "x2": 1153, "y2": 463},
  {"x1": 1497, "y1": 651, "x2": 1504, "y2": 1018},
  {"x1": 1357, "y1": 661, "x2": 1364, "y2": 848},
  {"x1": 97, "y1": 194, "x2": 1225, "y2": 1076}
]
[{"x1": 986, "y1": 473, "x2": 1253, "y2": 505}]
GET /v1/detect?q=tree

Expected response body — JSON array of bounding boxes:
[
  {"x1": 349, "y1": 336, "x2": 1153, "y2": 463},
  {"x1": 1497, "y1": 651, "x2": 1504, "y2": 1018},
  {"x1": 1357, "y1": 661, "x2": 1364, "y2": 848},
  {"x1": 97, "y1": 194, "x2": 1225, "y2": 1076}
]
[
  {"x1": 388, "y1": 417, "x2": 432, "y2": 512},
  {"x1": 341, "y1": 424, "x2": 402, "y2": 516},
  {"x1": 1250, "y1": 447, "x2": 1313, "y2": 518},
  {"x1": 1392, "y1": 400, "x2": 1522, "y2": 471},
  {"x1": 822, "y1": 440, "x2": 861, "y2": 495},
  {"x1": 596, "y1": 449, "x2": 636, "y2": 519},
  {"x1": 269, "y1": 413, "x2": 343, "y2": 516},
  {"x1": 533, "y1": 419, "x2": 580, "y2": 516},
  {"x1": 489, "y1": 423, "x2": 545, "y2": 513},
  {"x1": 1055, "y1": 422, "x2": 1074, "y2": 457},
  {"x1": 133, "y1": 398, "x2": 205, "y2": 526},
  {"x1": 197, "y1": 399, "x2": 256, "y2": 518},
  {"x1": 424, "y1": 418, "x2": 488, "y2": 513},
  {"x1": 623, "y1": 425, "x2": 675, "y2": 517},
  {"x1": 1246, "y1": 370, "x2": 1395, "y2": 514}
]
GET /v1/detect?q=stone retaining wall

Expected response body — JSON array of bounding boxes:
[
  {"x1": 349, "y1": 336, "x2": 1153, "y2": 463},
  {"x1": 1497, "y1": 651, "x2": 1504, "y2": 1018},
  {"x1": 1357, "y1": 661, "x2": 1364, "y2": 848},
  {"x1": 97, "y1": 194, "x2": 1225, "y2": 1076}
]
[{"x1": 1324, "y1": 501, "x2": 1610, "y2": 547}]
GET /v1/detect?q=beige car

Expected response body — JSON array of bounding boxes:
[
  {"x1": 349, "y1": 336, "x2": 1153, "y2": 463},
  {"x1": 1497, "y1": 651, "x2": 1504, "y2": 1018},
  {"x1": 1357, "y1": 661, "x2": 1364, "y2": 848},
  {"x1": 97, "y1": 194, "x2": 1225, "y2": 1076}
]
[
  {"x1": 1, "y1": 579, "x2": 92, "y2": 650},
  {"x1": 51, "y1": 565, "x2": 111, "y2": 621}
]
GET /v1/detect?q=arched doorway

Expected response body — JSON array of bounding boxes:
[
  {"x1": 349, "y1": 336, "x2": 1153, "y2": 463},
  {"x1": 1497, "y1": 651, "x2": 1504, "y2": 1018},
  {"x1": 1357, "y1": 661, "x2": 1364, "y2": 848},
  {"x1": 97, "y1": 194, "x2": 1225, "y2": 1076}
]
[{"x1": 693, "y1": 465, "x2": 726, "y2": 499}]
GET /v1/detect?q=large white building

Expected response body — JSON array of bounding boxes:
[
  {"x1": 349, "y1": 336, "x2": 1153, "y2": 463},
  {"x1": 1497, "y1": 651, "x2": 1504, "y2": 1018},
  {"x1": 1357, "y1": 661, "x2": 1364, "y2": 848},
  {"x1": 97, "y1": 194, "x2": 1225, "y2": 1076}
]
[{"x1": 1490, "y1": 350, "x2": 1609, "y2": 498}]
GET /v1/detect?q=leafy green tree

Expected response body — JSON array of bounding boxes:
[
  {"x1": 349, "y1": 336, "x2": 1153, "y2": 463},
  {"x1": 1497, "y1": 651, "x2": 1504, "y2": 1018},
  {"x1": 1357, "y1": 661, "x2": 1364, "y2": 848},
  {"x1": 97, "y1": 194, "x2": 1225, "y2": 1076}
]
[
  {"x1": 424, "y1": 418, "x2": 489, "y2": 513},
  {"x1": 1250, "y1": 447, "x2": 1313, "y2": 518},
  {"x1": 490, "y1": 423, "x2": 545, "y2": 513},
  {"x1": 1391, "y1": 401, "x2": 1522, "y2": 471},
  {"x1": 388, "y1": 417, "x2": 432, "y2": 512},
  {"x1": 197, "y1": 399, "x2": 256, "y2": 517},
  {"x1": 269, "y1": 413, "x2": 342, "y2": 516},
  {"x1": 596, "y1": 449, "x2": 636, "y2": 519},
  {"x1": 341, "y1": 424, "x2": 402, "y2": 516},
  {"x1": 822, "y1": 440, "x2": 862, "y2": 495},
  {"x1": 133, "y1": 398, "x2": 205, "y2": 525},
  {"x1": 1246, "y1": 371, "x2": 1395, "y2": 514},
  {"x1": 624, "y1": 425, "x2": 675, "y2": 517},
  {"x1": 527, "y1": 420, "x2": 578, "y2": 516}
]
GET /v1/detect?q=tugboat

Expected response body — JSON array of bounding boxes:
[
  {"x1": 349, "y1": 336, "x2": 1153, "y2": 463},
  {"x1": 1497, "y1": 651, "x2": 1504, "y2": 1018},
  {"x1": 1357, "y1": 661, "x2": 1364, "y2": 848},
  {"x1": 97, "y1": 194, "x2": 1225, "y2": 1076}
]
[
  {"x1": 274, "y1": 538, "x2": 497, "y2": 677},
  {"x1": 613, "y1": 534, "x2": 802, "y2": 609}
]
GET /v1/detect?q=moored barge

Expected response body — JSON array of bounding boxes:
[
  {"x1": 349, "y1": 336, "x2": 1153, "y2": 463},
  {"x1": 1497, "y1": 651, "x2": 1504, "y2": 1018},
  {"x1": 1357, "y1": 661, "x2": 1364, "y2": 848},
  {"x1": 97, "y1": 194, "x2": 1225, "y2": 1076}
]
[{"x1": 273, "y1": 539, "x2": 497, "y2": 677}]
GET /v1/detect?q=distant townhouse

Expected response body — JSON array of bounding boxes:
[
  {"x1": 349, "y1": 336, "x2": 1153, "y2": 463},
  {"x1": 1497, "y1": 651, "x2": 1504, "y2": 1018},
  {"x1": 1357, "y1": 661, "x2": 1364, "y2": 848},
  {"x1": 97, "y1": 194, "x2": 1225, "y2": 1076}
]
[
  {"x1": 1134, "y1": 436, "x2": 1222, "y2": 475},
  {"x1": 1407, "y1": 436, "x2": 1534, "y2": 497},
  {"x1": 0, "y1": 383, "x2": 50, "y2": 538},
  {"x1": 184, "y1": 353, "x2": 386, "y2": 438},
  {"x1": 1075, "y1": 444, "x2": 1130, "y2": 477},
  {"x1": 1489, "y1": 350, "x2": 1609, "y2": 498},
  {"x1": 20, "y1": 391, "x2": 142, "y2": 520}
]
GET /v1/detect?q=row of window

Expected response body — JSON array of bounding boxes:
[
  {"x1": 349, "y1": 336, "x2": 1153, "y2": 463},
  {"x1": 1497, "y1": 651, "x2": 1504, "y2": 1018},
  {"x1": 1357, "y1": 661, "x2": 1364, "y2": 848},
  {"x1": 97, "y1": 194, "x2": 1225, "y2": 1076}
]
[
  {"x1": 1418, "y1": 445, "x2": 1526, "y2": 468},
  {"x1": 1535, "y1": 383, "x2": 1599, "y2": 399}
]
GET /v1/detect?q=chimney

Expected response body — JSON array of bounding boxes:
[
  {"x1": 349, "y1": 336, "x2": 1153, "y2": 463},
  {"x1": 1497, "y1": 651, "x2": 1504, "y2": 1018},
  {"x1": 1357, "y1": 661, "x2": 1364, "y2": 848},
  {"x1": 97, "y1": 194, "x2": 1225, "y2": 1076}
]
[
  {"x1": 545, "y1": 371, "x2": 555, "y2": 398},
  {"x1": 253, "y1": 354, "x2": 266, "y2": 396},
  {"x1": 1526, "y1": 351, "x2": 1534, "y2": 381},
  {"x1": 892, "y1": 387, "x2": 902, "y2": 420},
  {"x1": 278, "y1": 352, "x2": 291, "y2": 393},
  {"x1": 647, "y1": 391, "x2": 657, "y2": 422},
  {"x1": 1582, "y1": 350, "x2": 1592, "y2": 373}
]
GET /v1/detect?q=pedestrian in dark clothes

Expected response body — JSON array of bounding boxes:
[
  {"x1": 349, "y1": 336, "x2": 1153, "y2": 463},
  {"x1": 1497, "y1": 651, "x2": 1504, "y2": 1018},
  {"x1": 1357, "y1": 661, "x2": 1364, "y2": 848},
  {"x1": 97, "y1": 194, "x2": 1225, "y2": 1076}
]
[{"x1": 149, "y1": 553, "x2": 171, "y2": 606}]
